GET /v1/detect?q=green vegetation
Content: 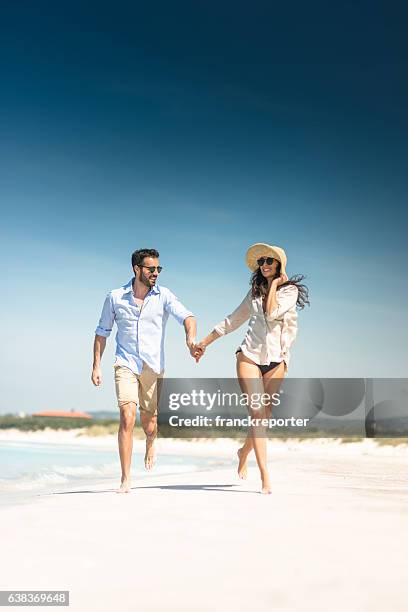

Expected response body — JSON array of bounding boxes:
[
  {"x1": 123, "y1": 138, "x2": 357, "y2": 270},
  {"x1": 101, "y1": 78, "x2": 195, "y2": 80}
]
[
  {"x1": 77, "y1": 423, "x2": 145, "y2": 438},
  {"x1": 373, "y1": 437, "x2": 408, "y2": 447},
  {"x1": 0, "y1": 414, "x2": 118, "y2": 432},
  {"x1": 0, "y1": 414, "x2": 147, "y2": 437},
  {"x1": 1, "y1": 415, "x2": 407, "y2": 446}
]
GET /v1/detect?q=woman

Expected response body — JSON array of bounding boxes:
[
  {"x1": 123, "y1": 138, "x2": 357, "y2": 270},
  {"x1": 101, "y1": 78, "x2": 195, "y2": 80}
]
[{"x1": 195, "y1": 243, "x2": 310, "y2": 494}]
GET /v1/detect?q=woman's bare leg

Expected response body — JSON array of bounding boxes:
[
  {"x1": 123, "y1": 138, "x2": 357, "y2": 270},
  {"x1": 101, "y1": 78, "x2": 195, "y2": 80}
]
[
  {"x1": 237, "y1": 357, "x2": 286, "y2": 492},
  {"x1": 254, "y1": 362, "x2": 285, "y2": 493},
  {"x1": 236, "y1": 352, "x2": 261, "y2": 478},
  {"x1": 250, "y1": 405, "x2": 271, "y2": 494},
  {"x1": 254, "y1": 361, "x2": 286, "y2": 493},
  {"x1": 262, "y1": 361, "x2": 286, "y2": 418},
  {"x1": 236, "y1": 352, "x2": 273, "y2": 492},
  {"x1": 237, "y1": 436, "x2": 253, "y2": 479}
]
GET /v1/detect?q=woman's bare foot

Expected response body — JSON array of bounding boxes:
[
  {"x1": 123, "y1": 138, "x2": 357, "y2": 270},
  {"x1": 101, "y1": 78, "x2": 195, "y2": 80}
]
[
  {"x1": 117, "y1": 477, "x2": 131, "y2": 493},
  {"x1": 237, "y1": 448, "x2": 248, "y2": 479},
  {"x1": 260, "y1": 471, "x2": 272, "y2": 495},
  {"x1": 145, "y1": 437, "x2": 156, "y2": 470}
]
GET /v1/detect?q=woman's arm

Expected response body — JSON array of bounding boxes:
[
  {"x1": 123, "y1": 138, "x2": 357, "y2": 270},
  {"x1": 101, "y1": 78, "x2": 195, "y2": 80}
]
[
  {"x1": 265, "y1": 275, "x2": 288, "y2": 315},
  {"x1": 198, "y1": 329, "x2": 222, "y2": 351},
  {"x1": 193, "y1": 329, "x2": 221, "y2": 362},
  {"x1": 194, "y1": 292, "x2": 251, "y2": 360},
  {"x1": 265, "y1": 283, "x2": 298, "y2": 321},
  {"x1": 213, "y1": 292, "x2": 251, "y2": 336},
  {"x1": 280, "y1": 309, "x2": 298, "y2": 370}
]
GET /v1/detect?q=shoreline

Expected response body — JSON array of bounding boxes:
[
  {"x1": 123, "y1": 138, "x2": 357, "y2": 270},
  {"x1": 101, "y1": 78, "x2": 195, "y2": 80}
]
[{"x1": 1, "y1": 427, "x2": 408, "y2": 457}]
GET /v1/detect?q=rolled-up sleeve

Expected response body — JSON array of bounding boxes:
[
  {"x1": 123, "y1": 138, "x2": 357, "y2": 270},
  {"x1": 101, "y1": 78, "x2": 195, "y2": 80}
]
[
  {"x1": 214, "y1": 292, "x2": 251, "y2": 336},
  {"x1": 265, "y1": 285, "x2": 298, "y2": 322},
  {"x1": 165, "y1": 290, "x2": 194, "y2": 325},
  {"x1": 95, "y1": 292, "x2": 115, "y2": 338}
]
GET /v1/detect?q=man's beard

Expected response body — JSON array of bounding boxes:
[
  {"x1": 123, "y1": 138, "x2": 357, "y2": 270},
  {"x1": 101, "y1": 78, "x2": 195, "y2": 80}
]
[{"x1": 139, "y1": 270, "x2": 154, "y2": 287}]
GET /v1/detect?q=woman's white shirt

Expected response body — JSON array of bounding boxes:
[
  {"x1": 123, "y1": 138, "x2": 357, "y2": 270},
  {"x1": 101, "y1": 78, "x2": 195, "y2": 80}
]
[{"x1": 213, "y1": 284, "x2": 299, "y2": 368}]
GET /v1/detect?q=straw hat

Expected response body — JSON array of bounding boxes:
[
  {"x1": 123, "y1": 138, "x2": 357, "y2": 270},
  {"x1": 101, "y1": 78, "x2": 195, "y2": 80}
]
[{"x1": 246, "y1": 243, "x2": 287, "y2": 276}]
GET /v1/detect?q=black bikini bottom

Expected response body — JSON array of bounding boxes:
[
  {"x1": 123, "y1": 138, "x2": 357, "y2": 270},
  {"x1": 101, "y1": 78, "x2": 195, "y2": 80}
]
[{"x1": 235, "y1": 348, "x2": 283, "y2": 375}]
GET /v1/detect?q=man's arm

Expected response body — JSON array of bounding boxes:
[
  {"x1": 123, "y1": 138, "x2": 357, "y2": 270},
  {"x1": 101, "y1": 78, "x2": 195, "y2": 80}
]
[
  {"x1": 92, "y1": 335, "x2": 107, "y2": 386},
  {"x1": 184, "y1": 315, "x2": 197, "y2": 356},
  {"x1": 92, "y1": 292, "x2": 114, "y2": 386},
  {"x1": 164, "y1": 290, "x2": 197, "y2": 356}
]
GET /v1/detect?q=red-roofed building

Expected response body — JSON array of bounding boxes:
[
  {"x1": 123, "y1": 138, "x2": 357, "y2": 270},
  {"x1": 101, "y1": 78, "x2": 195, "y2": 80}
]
[{"x1": 32, "y1": 410, "x2": 92, "y2": 419}]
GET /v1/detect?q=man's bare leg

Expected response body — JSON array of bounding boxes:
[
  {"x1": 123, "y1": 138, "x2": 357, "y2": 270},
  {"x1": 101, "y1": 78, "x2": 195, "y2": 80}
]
[
  {"x1": 140, "y1": 410, "x2": 157, "y2": 470},
  {"x1": 117, "y1": 401, "x2": 136, "y2": 493}
]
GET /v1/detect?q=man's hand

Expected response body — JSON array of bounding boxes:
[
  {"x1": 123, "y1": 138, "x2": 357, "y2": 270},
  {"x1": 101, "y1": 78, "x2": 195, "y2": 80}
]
[
  {"x1": 92, "y1": 335, "x2": 106, "y2": 386},
  {"x1": 187, "y1": 339, "x2": 197, "y2": 360},
  {"x1": 186, "y1": 340, "x2": 201, "y2": 363},
  {"x1": 192, "y1": 342, "x2": 206, "y2": 363},
  {"x1": 91, "y1": 366, "x2": 102, "y2": 386}
]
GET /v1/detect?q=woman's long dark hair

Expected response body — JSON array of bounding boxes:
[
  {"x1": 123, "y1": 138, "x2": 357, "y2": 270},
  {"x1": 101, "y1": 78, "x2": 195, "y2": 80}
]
[{"x1": 250, "y1": 260, "x2": 310, "y2": 310}]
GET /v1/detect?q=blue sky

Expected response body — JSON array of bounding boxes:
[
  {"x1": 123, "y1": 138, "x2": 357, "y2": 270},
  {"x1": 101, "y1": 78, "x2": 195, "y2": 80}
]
[{"x1": 1, "y1": 1, "x2": 407, "y2": 413}]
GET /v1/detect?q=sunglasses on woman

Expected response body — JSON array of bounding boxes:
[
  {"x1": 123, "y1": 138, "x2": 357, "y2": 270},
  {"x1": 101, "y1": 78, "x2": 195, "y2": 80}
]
[
  {"x1": 257, "y1": 257, "x2": 275, "y2": 267},
  {"x1": 142, "y1": 265, "x2": 163, "y2": 273}
]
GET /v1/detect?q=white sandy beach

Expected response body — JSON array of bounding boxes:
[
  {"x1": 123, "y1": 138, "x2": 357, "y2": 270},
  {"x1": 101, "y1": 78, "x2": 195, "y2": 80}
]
[{"x1": 1, "y1": 432, "x2": 408, "y2": 612}]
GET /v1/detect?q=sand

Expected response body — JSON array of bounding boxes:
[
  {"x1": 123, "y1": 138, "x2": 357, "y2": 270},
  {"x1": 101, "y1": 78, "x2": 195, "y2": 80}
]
[{"x1": 1, "y1": 435, "x2": 408, "y2": 611}]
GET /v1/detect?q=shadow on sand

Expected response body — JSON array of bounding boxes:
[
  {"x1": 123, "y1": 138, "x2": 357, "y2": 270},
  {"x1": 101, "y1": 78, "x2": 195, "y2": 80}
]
[{"x1": 43, "y1": 483, "x2": 260, "y2": 496}]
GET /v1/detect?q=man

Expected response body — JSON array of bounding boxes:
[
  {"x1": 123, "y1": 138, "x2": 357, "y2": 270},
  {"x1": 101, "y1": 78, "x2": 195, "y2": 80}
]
[{"x1": 91, "y1": 248, "x2": 197, "y2": 493}]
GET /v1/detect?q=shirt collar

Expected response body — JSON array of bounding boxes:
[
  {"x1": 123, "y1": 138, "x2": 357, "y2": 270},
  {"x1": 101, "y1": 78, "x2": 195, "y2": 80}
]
[{"x1": 123, "y1": 278, "x2": 160, "y2": 295}]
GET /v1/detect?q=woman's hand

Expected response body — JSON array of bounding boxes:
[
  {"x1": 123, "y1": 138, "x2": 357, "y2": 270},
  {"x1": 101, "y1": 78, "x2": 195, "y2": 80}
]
[{"x1": 272, "y1": 273, "x2": 288, "y2": 287}]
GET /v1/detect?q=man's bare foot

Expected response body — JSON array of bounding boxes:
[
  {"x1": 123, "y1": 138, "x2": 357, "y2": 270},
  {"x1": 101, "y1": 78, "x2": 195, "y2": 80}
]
[
  {"x1": 145, "y1": 437, "x2": 156, "y2": 470},
  {"x1": 237, "y1": 448, "x2": 248, "y2": 479},
  {"x1": 117, "y1": 477, "x2": 131, "y2": 493},
  {"x1": 260, "y1": 472, "x2": 272, "y2": 495}
]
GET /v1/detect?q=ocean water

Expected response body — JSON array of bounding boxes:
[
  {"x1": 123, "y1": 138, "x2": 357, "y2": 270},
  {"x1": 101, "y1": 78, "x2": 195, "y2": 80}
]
[{"x1": 0, "y1": 440, "x2": 232, "y2": 507}]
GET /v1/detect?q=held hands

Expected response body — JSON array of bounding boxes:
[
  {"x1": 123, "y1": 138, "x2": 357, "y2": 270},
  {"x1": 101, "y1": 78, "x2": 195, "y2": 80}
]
[
  {"x1": 194, "y1": 342, "x2": 206, "y2": 363},
  {"x1": 187, "y1": 340, "x2": 206, "y2": 363}
]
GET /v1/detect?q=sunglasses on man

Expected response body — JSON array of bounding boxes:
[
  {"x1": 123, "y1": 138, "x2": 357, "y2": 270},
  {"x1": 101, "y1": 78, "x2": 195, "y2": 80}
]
[
  {"x1": 141, "y1": 265, "x2": 163, "y2": 274},
  {"x1": 257, "y1": 257, "x2": 275, "y2": 267}
]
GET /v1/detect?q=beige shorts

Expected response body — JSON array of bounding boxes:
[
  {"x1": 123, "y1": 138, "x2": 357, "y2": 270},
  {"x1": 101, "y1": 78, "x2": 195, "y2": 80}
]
[{"x1": 114, "y1": 363, "x2": 164, "y2": 416}]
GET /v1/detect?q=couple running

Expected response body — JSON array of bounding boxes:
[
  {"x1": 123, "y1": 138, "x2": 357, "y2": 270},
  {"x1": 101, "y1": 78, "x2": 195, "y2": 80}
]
[{"x1": 91, "y1": 245, "x2": 309, "y2": 494}]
